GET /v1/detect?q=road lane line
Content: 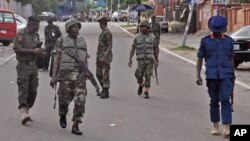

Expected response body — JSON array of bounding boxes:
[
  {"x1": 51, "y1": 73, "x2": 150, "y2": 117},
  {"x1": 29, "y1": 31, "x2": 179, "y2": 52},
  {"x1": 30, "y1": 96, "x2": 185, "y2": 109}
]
[{"x1": 112, "y1": 23, "x2": 250, "y2": 90}]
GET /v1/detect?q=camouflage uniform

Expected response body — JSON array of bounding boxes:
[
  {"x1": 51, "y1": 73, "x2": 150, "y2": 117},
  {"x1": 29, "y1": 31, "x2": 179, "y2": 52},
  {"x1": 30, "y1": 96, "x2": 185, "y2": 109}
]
[
  {"x1": 55, "y1": 35, "x2": 88, "y2": 123},
  {"x1": 96, "y1": 19, "x2": 112, "y2": 89},
  {"x1": 150, "y1": 15, "x2": 161, "y2": 48},
  {"x1": 44, "y1": 22, "x2": 61, "y2": 71},
  {"x1": 14, "y1": 26, "x2": 40, "y2": 109},
  {"x1": 132, "y1": 33, "x2": 156, "y2": 88}
]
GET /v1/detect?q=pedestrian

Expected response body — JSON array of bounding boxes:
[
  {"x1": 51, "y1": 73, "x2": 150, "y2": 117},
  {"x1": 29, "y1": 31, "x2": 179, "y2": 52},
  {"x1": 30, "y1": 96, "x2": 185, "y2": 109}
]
[
  {"x1": 44, "y1": 16, "x2": 62, "y2": 74},
  {"x1": 96, "y1": 17, "x2": 113, "y2": 99},
  {"x1": 13, "y1": 16, "x2": 43, "y2": 125},
  {"x1": 50, "y1": 19, "x2": 88, "y2": 135},
  {"x1": 128, "y1": 20, "x2": 159, "y2": 99},
  {"x1": 150, "y1": 15, "x2": 161, "y2": 55},
  {"x1": 196, "y1": 16, "x2": 235, "y2": 138}
]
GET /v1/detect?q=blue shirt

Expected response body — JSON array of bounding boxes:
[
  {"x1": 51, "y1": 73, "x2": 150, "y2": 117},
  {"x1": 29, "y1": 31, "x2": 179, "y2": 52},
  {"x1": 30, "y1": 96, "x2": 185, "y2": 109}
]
[{"x1": 197, "y1": 34, "x2": 235, "y2": 79}]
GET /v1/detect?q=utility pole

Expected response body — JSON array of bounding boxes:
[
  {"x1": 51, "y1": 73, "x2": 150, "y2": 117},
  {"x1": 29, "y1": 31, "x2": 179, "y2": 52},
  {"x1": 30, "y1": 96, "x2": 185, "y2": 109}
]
[
  {"x1": 111, "y1": 0, "x2": 112, "y2": 14},
  {"x1": 137, "y1": 0, "x2": 141, "y2": 33},
  {"x1": 181, "y1": 0, "x2": 195, "y2": 46}
]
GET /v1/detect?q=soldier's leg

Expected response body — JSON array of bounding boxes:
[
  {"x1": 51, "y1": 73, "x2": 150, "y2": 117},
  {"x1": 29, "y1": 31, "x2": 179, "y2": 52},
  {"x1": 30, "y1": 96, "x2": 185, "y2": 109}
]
[
  {"x1": 71, "y1": 81, "x2": 87, "y2": 135},
  {"x1": 27, "y1": 67, "x2": 39, "y2": 108},
  {"x1": 207, "y1": 79, "x2": 221, "y2": 135},
  {"x1": 58, "y1": 81, "x2": 74, "y2": 128},
  {"x1": 16, "y1": 63, "x2": 31, "y2": 124},
  {"x1": 219, "y1": 79, "x2": 233, "y2": 137},
  {"x1": 44, "y1": 44, "x2": 53, "y2": 70},
  {"x1": 102, "y1": 63, "x2": 111, "y2": 89},
  {"x1": 135, "y1": 60, "x2": 145, "y2": 95},
  {"x1": 143, "y1": 60, "x2": 154, "y2": 98},
  {"x1": 96, "y1": 63, "x2": 103, "y2": 87},
  {"x1": 17, "y1": 63, "x2": 30, "y2": 109}
]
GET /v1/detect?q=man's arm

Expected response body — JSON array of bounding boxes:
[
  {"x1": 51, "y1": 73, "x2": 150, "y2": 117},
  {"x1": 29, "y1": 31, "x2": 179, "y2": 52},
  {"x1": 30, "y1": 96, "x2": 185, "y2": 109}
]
[
  {"x1": 128, "y1": 47, "x2": 135, "y2": 67},
  {"x1": 196, "y1": 58, "x2": 203, "y2": 85}
]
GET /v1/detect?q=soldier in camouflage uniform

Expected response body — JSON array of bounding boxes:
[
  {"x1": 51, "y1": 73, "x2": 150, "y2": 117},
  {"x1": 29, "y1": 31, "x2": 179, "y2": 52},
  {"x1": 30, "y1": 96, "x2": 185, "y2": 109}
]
[
  {"x1": 50, "y1": 19, "x2": 88, "y2": 135},
  {"x1": 128, "y1": 20, "x2": 159, "y2": 99},
  {"x1": 150, "y1": 15, "x2": 160, "y2": 57},
  {"x1": 13, "y1": 16, "x2": 43, "y2": 125},
  {"x1": 96, "y1": 17, "x2": 113, "y2": 99},
  {"x1": 44, "y1": 16, "x2": 62, "y2": 72}
]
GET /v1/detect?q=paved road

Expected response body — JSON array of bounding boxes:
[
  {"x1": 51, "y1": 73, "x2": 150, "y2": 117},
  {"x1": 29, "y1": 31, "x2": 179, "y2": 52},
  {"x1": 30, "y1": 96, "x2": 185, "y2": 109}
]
[{"x1": 0, "y1": 22, "x2": 250, "y2": 141}]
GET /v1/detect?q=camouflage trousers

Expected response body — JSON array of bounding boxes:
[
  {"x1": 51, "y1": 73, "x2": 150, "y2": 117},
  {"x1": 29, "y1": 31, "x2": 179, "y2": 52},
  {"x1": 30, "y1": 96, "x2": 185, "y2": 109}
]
[
  {"x1": 135, "y1": 59, "x2": 154, "y2": 88},
  {"x1": 44, "y1": 43, "x2": 56, "y2": 69},
  {"x1": 16, "y1": 62, "x2": 39, "y2": 109},
  {"x1": 96, "y1": 63, "x2": 111, "y2": 89},
  {"x1": 58, "y1": 81, "x2": 87, "y2": 123},
  {"x1": 155, "y1": 38, "x2": 160, "y2": 48}
]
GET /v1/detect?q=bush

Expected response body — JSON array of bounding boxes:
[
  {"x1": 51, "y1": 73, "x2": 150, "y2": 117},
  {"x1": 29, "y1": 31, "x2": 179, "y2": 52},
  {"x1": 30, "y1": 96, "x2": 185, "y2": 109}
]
[{"x1": 168, "y1": 21, "x2": 185, "y2": 33}]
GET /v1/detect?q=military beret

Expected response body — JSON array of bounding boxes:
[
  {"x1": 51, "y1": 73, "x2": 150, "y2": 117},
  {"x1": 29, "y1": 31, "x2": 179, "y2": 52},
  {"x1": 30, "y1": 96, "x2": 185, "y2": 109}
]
[
  {"x1": 28, "y1": 16, "x2": 40, "y2": 23},
  {"x1": 97, "y1": 17, "x2": 109, "y2": 22}
]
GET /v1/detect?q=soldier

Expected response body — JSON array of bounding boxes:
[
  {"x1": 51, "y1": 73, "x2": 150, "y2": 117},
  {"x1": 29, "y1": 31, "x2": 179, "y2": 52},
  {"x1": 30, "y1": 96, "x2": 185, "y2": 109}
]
[
  {"x1": 128, "y1": 20, "x2": 159, "y2": 99},
  {"x1": 50, "y1": 19, "x2": 88, "y2": 135},
  {"x1": 150, "y1": 15, "x2": 161, "y2": 57},
  {"x1": 44, "y1": 16, "x2": 62, "y2": 73},
  {"x1": 13, "y1": 16, "x2": 43, "y2": 125},
  {"x1": 196, "y1": 16, "x2": 235, "y2": 138},
  {"x1": 96, "y1": 17, "x2": 113, "y2": 99}
]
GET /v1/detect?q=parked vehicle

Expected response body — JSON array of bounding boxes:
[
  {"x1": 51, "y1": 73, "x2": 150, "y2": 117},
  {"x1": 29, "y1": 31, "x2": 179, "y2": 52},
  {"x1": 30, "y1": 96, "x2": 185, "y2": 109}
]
[
  {"x1": 111, "y1": 11, "x2": 128, "y2": 22},
  {"x1": 0, "y1": 9, "x2": 16, "y2": 46},
  {"x1": 230, "y1": 26, "x2": 250, "y2": 68},
  {"x1": 15, "y1": 14, "x2": 27, "y2": 33},
  {"x1": 38, "y1": 11, "x2": 58, "y2": 21},
  {"x1": 155, "y1": 16, "x2": 168, "y2": 33}
]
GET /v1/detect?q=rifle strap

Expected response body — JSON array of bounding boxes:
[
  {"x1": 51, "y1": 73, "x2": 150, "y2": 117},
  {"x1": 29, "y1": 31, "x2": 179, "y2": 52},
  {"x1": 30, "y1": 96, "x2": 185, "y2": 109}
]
[{"x1": 53, "y1": 83, "x2": 57, "y2": 109}]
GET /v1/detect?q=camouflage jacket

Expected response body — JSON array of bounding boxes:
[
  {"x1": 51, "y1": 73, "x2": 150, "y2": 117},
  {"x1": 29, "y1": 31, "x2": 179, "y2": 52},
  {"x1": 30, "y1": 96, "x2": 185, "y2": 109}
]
[
  {"x1": 13, "y1": 28, "x2": 40, "y2": 61},
  {"x1": 97, "y1": 28, "x2": 113, "y2": 64},
  {"x1": 44, "y1": 24, "x2": 61, "y2": 44}
]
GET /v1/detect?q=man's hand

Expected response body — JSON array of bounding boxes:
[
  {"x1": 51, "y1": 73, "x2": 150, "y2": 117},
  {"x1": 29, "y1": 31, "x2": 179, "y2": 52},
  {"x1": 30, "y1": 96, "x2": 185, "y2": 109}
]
[
  {"x1": 196, "y1": 76, "x2": 203, "y2": 86},
  {"x1": 128, "y1": 60, "x2": 132, "y2": 67},
  {"x1": 34, "y1": 48, "x2": 43, "y2": 54},
  {"x1": 50, "y1": 77, "x2": 56, "y2": 88}
]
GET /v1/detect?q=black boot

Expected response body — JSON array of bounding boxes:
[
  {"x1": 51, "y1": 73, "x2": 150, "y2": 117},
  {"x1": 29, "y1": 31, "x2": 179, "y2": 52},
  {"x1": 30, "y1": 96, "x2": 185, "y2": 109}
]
[
  {"x1": 97, "y1": 88, "x2": 103, "y2": 96},
  {"x1": 60, "y1": 115, "x2": 67, "y2": 128},
  {"x1": 100, "y1": 88, "x2": 109, "y2": 99},
  {"x1": 138, "y1": 86, "x2": 143, "y2": 95},
  {"x1": 71, "y1": 121, "x2": 82, "y2": 135},
  {"x1": 143, "y1": 92, "x2": 149, "y2": 99}
]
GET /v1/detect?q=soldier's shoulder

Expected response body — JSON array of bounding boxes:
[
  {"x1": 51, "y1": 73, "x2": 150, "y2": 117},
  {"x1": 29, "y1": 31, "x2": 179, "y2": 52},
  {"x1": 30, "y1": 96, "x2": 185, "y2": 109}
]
[
  {"x1": 135, "y1": 33, "x2": 142, "y2": 37},
  {"x1": 201, "y1": 35, "x2": 211, "y2": 40},
  {"x1": 103, "y1": 29, "x2": 112, "y2": 34}
]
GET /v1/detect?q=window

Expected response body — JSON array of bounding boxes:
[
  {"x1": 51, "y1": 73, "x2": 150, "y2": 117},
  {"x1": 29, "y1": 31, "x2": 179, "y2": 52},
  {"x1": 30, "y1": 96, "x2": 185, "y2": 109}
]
[{"x1": 0, "y1": 12, "x2": 15, "y2": 23}]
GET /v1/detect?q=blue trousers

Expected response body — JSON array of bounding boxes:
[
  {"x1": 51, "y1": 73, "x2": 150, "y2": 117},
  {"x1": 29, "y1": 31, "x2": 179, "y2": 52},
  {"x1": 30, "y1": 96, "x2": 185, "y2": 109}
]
[{"x1": 206, "y1": 79, "x2": 233, "y2": 124}]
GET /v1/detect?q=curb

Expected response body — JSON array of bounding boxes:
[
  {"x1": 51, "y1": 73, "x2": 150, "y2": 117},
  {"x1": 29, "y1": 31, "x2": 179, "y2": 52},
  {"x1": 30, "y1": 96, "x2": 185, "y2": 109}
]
[{"x1": 111, "y1": 23, "x2": 250, "y2": 90}]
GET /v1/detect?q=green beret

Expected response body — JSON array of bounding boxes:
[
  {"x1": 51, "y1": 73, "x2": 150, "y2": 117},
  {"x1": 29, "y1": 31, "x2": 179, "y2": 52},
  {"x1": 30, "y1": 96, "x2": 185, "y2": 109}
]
[{"x1": 28, "y1": 16, "x2": 40, "y2": 23}]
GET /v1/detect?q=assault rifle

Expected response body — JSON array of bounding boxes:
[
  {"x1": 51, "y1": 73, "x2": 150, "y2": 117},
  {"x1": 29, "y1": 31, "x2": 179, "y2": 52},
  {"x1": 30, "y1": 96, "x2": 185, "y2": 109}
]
[{"x1": 66, "y1": 52, "x2": 101, "y2": 95}]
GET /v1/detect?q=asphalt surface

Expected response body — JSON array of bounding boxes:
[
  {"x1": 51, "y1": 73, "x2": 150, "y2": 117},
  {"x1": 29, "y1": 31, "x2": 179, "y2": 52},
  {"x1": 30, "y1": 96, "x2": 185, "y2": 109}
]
[{"x1": 0, "y1": 21, "x2": 250, "y2": 141}]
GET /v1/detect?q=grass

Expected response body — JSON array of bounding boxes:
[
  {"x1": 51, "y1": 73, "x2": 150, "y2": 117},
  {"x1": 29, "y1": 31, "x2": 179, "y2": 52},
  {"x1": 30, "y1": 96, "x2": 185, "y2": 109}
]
[{"x1": 170, "y1": 45, "x2": 196, "y2": 51}]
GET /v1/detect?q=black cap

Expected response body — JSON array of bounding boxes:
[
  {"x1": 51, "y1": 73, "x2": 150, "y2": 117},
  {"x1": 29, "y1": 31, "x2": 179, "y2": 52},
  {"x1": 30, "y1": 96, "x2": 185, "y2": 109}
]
[
  {"x1": 97, "y1": 17, "x2": 109, "y2": 22},
  {"x1": 28, "y1": 16, "x2": 40, "y2": 23}
]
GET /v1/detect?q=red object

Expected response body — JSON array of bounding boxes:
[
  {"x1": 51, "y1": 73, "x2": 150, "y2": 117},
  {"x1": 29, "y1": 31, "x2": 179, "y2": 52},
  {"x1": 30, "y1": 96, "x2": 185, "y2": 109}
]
[{"x1": 0, "y1": 9, "x2": 17, "y2": 46}]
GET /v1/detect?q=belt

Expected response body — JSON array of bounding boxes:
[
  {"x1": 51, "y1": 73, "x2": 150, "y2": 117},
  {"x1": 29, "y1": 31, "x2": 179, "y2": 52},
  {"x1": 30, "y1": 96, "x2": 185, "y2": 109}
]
[{"x1": 18, "y1": 60, "x2": 36, "y2": 66}]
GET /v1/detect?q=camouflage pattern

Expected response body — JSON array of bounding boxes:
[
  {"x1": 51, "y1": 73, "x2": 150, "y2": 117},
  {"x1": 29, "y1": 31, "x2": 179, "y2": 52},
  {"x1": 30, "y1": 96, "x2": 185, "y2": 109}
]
[
  {"x1": 132, "y1": 32, "x2": 156, "y2": 88},
  {"x1": 13, "y1": 28, "x2": 40, "y2": 109},
  {"x1": 96, "y1": 28, "x2": 112, "y2": 89},
  {"x1": 150, "y1": 22, "x2": 161, "y2": 47},
  {"x1": 135, "y1": 59, "x2": 154, "y2": 88},
  {"x1": 54, "y1": 34, "x2": 88, "y2": 122},
  {"x1": 44, "y1": 24, "x2": 61, "y2": 69},
  {"x1": 65, "y1": 19, "x2": 81, "y2": 33},
  {"x1": 57, "y1": 81, "x2": 87, "y2": 123}
]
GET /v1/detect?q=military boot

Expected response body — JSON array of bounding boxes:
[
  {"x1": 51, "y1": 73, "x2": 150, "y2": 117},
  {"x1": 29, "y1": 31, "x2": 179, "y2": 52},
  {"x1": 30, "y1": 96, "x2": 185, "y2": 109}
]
[
  {"x1": 100, "y1": 88, "x2": 109, "y2": 99},
  {"x1": 20, "y1": 107, "x2": 31, "y2": 125},
  {"x1": 223, "y1": 124, "x2": 230, "y2": 138},
  {"x1": 59, "y1": 115, "x2": 67, "y2": 128},
  {"x1": 138, "y1": 86, "x2": 143, "y2": 95},
  {"x1": 143, "y1": 92, "x2": 149, "y2": 99},
  {"x1": 210, "y1": 122, "x2": 220, "y2": 135},
  {"x1": 71, "y1": 121, "x2": 82, "y2": 135}
]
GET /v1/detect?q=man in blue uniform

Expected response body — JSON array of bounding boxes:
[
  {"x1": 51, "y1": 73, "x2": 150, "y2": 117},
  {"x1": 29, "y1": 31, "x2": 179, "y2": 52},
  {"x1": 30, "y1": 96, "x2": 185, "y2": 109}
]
[{"x1": 196, "y1": 16, "x2": 235, "y2": 138}]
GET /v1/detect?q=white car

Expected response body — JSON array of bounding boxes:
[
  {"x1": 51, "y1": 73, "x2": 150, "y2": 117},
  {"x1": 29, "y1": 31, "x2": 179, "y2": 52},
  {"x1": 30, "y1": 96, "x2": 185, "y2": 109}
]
[{"x1": 15, "y1": 14, "x2": 27, "y2": 32}]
